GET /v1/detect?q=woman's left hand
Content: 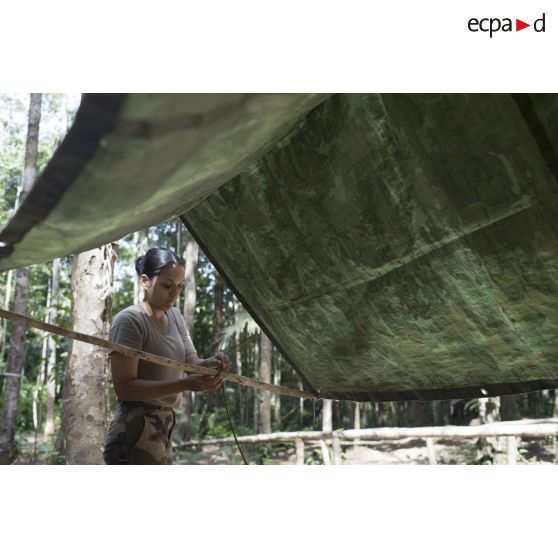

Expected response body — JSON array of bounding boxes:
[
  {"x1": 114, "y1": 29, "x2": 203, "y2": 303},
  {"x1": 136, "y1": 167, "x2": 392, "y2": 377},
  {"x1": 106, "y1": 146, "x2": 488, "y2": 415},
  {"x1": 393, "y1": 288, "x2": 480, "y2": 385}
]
[
  {"x1": 205, "y1": 352, "x2": 231, "y2": 373},
  {"x1": 214, "y1": 352, "x2": 231, "y2": 373}
]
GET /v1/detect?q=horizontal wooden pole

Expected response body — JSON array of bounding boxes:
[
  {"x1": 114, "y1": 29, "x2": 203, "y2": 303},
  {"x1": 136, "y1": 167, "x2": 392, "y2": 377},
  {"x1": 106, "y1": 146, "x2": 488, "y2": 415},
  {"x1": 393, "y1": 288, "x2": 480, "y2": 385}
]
[
  {"x1": 0, "y1": 308, "x2": 318, "y2": 400},
  {"x1": 181, "y1": 419, "x2": 558, "y2": 447}
]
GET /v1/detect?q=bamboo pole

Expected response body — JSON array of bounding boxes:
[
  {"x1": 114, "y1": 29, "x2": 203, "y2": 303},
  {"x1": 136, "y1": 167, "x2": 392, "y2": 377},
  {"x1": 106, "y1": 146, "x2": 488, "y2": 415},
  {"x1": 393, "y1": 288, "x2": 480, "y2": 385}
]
[
  {"x1": 425, "y1": 438, "x2": 437, "y2": 465},
  {"x1": 319, "y1": 440, "x2": 331, "y2": 465},
  {"x1": 507, "y1": 436, "x2": 517, "y2": 465},
  {"x1": 295, "y1": 437, "x2": 305, "y2": 465},
  {"x1": 0, "y1": 308, "x2": 318, "y2": 401},
  {"x1": 181, "y1": 419, "x2": 558, "y2": 447},
  {"x1": 331, "y1": 436, "x2": 342, "y2": 465}
]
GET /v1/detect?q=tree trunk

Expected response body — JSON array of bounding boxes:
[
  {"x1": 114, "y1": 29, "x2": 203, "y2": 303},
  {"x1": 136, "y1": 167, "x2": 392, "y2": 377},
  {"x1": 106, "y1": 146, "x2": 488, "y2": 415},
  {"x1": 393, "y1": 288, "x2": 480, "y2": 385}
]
[
  {"x1": 271, "y1": 353, "x2": 281, "y2": 430},
  {"x1": 179, "y1": 234, "x2": 199, "y2": 440},
  {"x1": 51, "y1": 260, "x2": 72, "y2": 461},
  {"x1": 64, "y1": 246, "x2": 113, "y2": 464},
  {"x1": 476, "y1": 397, "x2": 502, "y2": 463},
  {"x1": 0, "y1": 269, "x2": 14, "y2": 369},
  {"x1": 299, "y1": 379, "x2": 305, "y2": 429},
  {"x1": 321, "y1": 400, "x2": 333, "y2": 464},
  {"x1": 501, "y1": 395, "x2": 520, "y2": 421},
  {"x1": 354, "y1": 402, "x2": 361, "y2": 430},
  {"x1": 33, "y1": 278, "x2": 51, "y2": 435},
  {"x1": 322, "y1": 399, "x2": 333, "y2": 432},
  {"x1": 259, "y1": 332, "x2": 272, "y2": 434},
  {"x1": 432, "y1": 400, "x2": 440, "y2": 425},
  {"x1": 236, "y1": 330, "x2": 245, "y2": 427},
  {"x1": 207, "y1": 270, "x2": 224, "y2": 411},
  {"x1": 35, "y1": 281, "x2": 50, "y2": 431},
  {"x1": 44, "y1": 258, "x2": 61, "y2": 435},
  {"x1": 252, "y1": 339, "x2": 259, "y2": 433},
  {"x1": 182, "y1": 235, "x2": 199, "y2": 337},
  {"x1": 51, "y1": 340, "x2": 72, "y2": 463},
  {"x1": 0, "y1": 93, "x2": 42, "y2": 464}
]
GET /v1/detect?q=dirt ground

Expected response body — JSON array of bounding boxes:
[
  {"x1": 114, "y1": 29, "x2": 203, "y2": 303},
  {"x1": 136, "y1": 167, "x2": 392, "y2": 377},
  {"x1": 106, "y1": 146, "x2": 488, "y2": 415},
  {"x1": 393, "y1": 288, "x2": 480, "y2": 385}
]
[{"x1": 175, "y1": 436, "x2": 558, "y2": 465}]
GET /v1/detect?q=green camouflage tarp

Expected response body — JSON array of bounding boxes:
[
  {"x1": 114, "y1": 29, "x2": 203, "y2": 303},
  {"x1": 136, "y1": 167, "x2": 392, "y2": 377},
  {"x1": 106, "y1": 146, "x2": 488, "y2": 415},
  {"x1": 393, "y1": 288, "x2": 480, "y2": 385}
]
[
  {"x1": 0, "y1": 93, "x2": 328, "y2": 269},
  {"x1": 2, "y1": 93, "x2": 558, "y2": 401},
  {"x1": 183, "y1": 94, "x2": 558, "y2": 401}
]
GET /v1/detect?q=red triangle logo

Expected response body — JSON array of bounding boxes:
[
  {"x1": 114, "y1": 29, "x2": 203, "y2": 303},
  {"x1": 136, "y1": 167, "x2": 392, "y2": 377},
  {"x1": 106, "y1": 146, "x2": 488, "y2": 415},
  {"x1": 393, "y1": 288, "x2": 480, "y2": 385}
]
[{"x1": 516, "y1": 19, "x2": 530, "y2": 31}]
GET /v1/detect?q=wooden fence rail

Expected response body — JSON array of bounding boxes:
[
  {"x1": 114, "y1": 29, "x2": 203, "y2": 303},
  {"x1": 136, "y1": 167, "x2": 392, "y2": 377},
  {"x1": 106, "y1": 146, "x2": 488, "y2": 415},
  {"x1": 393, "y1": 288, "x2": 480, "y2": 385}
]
[{"x1": 181, "y1": 419, "x2": 558, "y2": 465}]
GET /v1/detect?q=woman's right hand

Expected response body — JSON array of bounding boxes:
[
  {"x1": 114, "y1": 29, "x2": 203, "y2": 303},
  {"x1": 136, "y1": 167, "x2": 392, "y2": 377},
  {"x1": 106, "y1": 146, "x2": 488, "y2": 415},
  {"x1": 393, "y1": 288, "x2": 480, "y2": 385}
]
[{"x1": 183, "y1": 371, "x2": 225, "y2": 392}]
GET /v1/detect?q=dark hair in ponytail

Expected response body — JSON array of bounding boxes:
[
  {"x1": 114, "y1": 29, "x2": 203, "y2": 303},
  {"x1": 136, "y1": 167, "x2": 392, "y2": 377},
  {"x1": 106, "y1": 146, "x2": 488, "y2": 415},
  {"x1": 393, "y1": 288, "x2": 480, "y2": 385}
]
[{"x1": 135, "y1": 247, "x2": 185, "y2": 278}]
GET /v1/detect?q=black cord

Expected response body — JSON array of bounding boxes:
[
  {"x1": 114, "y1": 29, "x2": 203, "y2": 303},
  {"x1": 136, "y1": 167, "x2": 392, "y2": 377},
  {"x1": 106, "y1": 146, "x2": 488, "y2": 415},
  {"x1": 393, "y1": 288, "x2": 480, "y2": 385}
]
[{"x1": 221, "y1": 384, "x2": 249, "y2": 465}]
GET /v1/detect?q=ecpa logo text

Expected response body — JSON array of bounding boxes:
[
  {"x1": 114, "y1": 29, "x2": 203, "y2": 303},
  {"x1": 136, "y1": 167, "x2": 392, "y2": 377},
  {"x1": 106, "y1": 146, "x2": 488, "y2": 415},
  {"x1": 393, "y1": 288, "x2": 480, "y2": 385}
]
[{"x1": 468, "y1": 13, "x2": 546, "y2": 37}]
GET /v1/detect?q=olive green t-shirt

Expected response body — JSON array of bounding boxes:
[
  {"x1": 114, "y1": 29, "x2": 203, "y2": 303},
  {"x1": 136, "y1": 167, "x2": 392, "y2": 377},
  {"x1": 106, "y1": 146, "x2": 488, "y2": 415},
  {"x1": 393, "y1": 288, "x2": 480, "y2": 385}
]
[{"x1": 108, "y1": 304, "x2": 197, "y2": 408}]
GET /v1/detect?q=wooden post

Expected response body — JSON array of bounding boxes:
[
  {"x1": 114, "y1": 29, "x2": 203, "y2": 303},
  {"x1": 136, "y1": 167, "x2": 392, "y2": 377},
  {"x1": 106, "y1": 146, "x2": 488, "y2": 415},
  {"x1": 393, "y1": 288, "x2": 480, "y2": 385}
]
[
  {"x1": 507, "y1": 436, "x2": 517, "y2": 465},
  {"x1": 295, "y1": 437, "x2": 305, "y2": 465},
  {"x1": 425, "y1": 438, "x2": 437, "y2": 465},
  {"x1": 332, "y1": 436, "x2": 342, "y2": 465},
  {"x1": 320, "y1": 440, "x2": 331, "y2": 465}
]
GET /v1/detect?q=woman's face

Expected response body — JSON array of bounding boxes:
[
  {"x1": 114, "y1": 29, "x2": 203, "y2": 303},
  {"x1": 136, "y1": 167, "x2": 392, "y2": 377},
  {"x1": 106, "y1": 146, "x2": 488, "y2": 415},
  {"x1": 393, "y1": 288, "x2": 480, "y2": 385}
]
[{"x1": 141, "y1": 265, "x2": 185, "y2": 311}]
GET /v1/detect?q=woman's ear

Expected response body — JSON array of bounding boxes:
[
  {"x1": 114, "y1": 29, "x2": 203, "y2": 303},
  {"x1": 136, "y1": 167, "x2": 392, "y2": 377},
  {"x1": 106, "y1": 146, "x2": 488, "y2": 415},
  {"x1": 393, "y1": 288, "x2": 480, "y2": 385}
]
[{"x1": 140, "y1": 274, "x2": 151, "y2": 290}]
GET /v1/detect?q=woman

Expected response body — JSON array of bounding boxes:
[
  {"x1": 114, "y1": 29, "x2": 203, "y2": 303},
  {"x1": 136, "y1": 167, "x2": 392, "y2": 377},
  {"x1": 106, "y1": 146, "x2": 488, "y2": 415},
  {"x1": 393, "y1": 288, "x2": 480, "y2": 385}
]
[{"x1": 103, "y1": 247, "x2": 230, "y2": 465}]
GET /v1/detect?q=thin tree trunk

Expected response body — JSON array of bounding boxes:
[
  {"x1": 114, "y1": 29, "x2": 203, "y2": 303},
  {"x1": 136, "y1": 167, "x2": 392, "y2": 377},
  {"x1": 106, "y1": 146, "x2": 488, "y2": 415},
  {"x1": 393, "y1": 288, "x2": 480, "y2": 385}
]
[
  {"x1": 252, "y1": 338, "x2": 259, "y2": 432},
  {"x1": 352, "y1": 402, "x2": 361, "y2": 442},
  {"x1": 236, "y1": 330, "x2": 245, "y2": 427},
  {"x1": 360, "y1": 403, "x2": 369, "y2": 429},
  {"x1": 0, "y1": 93, "x2": 42, "y2": 464},
  {"x1": 207, "y1": 270, "x2": 224, "y2": 411},
  {"x1": 432, "y1": 400, "x2": 440, "y2": 426},
  {"x1": 376, "y1": 402, "x2": 386, "y2": 427},
  {"x1": 65, "y1": 246, "x2": 113, "y2": 464},
  {"x1": 179, "y1": 234, "x2": 199, "y2": 440},
  {"x1": 272, "y1": 360, "x2": 281, "y2": 430},
  {"x1": 476, "y1": 397, "x2": 502, "y2": 463},
  {"x1": 35, "y1": 280, "x2": 51, "y2": 432},
  {"x1": 44, "y1": 258, "x2": 61, "y2": 435},
  {"x1": 182, "y1": 236, "x2": 199, "y2": 336},
  {"x1": 354, "y1": 402, "x2": 361, "y2": 430},
  {"x1": 321, "y1": 399, "x2": 333, "y2": 464},
  {"x1": 38, "y1": 97, "x2": 67, "y2": 443},
  {"x1": 240, "y1": 324, "x2": 250, "y2": 428},
  {"x1": 259, "y1": 332, "x2": 272, "y2": 434},
  {"x1": 51, "y1": 340, "x2": 72, "y2": 463},
  {"x1": 0, "y1": 269, "x2": 14, "y2": 365},
  {"x1": 501, "y1": 395, "x2": 520, "y2": 421},
  {"x1": 51, "y1": 260, "x2": 72, "y2": 462},
  {"x1": 32, "y1": 277, "x2": 51, "y2": 439},
  {"x1": 175, "y1": 221, "x2": 183, "y2": 310},
  {"x1": 299, "y1": 379, "x2": 305, "y2": 429},
  {"x1": 322, "y1": 399, "x2": 333, "y2": 432}
]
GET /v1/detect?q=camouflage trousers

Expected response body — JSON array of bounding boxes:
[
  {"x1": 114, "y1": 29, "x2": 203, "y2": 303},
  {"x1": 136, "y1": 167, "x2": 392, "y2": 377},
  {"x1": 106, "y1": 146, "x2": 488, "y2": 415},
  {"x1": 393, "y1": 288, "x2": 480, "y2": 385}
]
[{"x1": 103, "y1": 401, "x2": 176, "y2": 465}]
